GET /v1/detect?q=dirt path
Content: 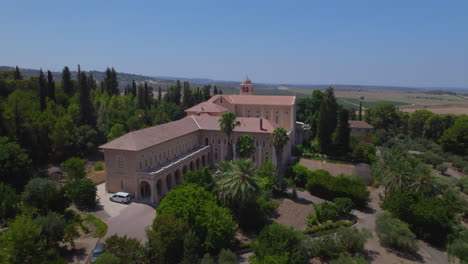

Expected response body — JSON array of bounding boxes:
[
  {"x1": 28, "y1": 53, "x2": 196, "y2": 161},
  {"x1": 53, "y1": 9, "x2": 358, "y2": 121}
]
[{"x1": 354, "y1": 187, "x2": 449, "y2": 264}]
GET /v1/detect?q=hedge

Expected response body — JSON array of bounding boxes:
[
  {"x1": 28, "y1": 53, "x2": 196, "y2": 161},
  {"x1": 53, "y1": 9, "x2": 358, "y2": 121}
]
[{"x1": 305, "y1": 169, "x2": 369, "y2": 207}]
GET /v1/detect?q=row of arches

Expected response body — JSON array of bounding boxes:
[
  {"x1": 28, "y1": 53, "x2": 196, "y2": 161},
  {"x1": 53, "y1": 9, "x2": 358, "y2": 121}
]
[{"x1": 139, "y1": 153, "x2": 209, "y2": 202}]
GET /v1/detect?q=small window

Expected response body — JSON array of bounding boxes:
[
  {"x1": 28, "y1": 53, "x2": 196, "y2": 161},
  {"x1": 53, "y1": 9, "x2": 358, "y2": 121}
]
[
  {"x1": 220, "y1": 98, "x2": 223, "y2": 103},
  {"x1": 117, "y1": 156, "x2": 125, "y2": 169}
]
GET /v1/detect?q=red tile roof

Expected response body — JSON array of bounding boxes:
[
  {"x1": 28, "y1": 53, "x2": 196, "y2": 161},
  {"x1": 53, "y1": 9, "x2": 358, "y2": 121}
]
[
  {"x1": 99, "y1": 117, "x2": 199, "y2": 151},
  {"x1": 348, "y1": 120, "x2": 374, "y2": 129},
  {"x1": 100, "y1": 116, "x2": 277, "y2": 151},
  {"x1": 184, "y1": 102, "x2": 229, "y2": 113},
  {"x1": 208, "y1": 94, "x2": 295, "y2": 105}
]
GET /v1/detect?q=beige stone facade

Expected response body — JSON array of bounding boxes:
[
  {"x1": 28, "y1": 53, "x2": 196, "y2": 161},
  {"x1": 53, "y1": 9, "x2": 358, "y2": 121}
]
[{"x1": 101, "y1": 78, "x2": 299, "y2": 204}]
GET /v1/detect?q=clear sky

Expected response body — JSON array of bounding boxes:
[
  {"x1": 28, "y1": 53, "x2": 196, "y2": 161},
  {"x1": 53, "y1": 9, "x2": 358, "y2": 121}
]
[{"x1": 1, "y1": 0, "x2": 467, "y2": 88}]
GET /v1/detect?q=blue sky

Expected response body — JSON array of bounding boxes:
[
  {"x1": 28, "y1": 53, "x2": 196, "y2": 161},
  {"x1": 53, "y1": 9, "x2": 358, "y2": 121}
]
[{"x1": 1, "y1": 0, "x2": 467, "y2": 87}]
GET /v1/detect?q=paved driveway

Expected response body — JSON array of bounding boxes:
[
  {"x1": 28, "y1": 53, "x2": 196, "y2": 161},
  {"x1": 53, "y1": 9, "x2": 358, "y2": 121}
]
[{"x1": 93, "y1": 183, "x2": 156, "y2": 242}]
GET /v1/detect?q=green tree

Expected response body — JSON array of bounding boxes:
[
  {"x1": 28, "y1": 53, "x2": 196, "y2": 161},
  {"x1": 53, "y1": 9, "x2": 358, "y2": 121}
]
[
  {"x1": 14, "y1": 66, "x2": 23, "y2": 80},
  {"x1": 0, "y1": 137, "x2": 32, "y2": 190},
  {"x1": 447, "y1": 228, "x2": 468, "y2": 264},
  {"x1": 65, "y1": 178, "x2": 96, "y2": 210},
  {"x1": 334, "y1": 108, "x2": 350, "y2": 154},
  {"x1": 375, "y1": 211, "x2": 418, "y2": 254},
  {"x1": 202, "y1": 85, "x2": 211, "y2": 101},
  {"x1": 47, "y1": 70, "x2": 55, "y2": 101},
  {"x1": 0, "y1": 215, "x2": 47, "y2": 264},
  {"x1": 366, "y1": 102, "x2": 399, "y2": 130},
  {"x1": 107, "y1": 123, "x2": 126, "y2": 141},
  {"x1": 34, "y1": 211, "x2": 67, "y2": 247},
  {"x1": 22, "y1": 178, "x2": 68, "y2": 214},
  {"x1": 62, "y1": 157, "x2": 86, "y2": 180},
  {"x1": 219, "y1": 112, "x2": 240, "y2": 161},
  {"x1": 408, "y1": 110, "x2": 433, "y2": 138},
  {"x1": 94, "y1": 252, "x2": 121, "y2": 264},
  {"x1": 255, "y1": 158, "x2": 277, "y2": 197},
  {"x1": 158, "y1": 86, "x2": 162, "y2": 101},
  {"x1": 103, "y1": 67, "x2": 119, "y2": 95},
  {"x1": 318, "y1": 87, "x2": 338, "y2": 153},
  {"x1": 78, "y1": 72, "x2": 96, "y2": 127},
  {"x1": 104, "y1": 235, "x2": 147, "y2": 263},
  {"x1": 272, "y1": 127, "x2": 289, "y2": 187},
  {"x1": 200, "y1": 254, "x2": 215, "y2": 264},
  {"x1": 439, "y1": 115, "x2": 468, "y2": 155},
  {"x1": 39, "y1": 69, "x2": 47, "y2": 111},
  {"x1": 215, "y1": 159, "x2": 261, "y2": 208},
  {"x1": 184, "y1": 167, "x2": 215, "y2": 191},
  {"x1": 61, "y1": 66, "x2": 74, "y2": 95},
  {"x1": 146, "y1": 215, "x2": 188, "y2": 264},
  {"x1": 0, "y1": 183, "x2": 18, "y2": 225},
  {"x1": 218, "y1": 249, "x2": 237, "y2": 264},
  {"x1": 423, "y1": 114, "x2": 445, "y2": 140},
  {"x1": 236, "y1": 135, "x2": 256, "y2": 158},
  {"x1": 157, "y1": 184, "x2": 235, "y2": 253}
]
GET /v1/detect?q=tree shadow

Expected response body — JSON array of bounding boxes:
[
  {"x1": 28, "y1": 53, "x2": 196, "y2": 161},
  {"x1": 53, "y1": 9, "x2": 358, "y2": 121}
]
[{"x1": 363, "y1": 249, "x2": 380, "y2": 262}]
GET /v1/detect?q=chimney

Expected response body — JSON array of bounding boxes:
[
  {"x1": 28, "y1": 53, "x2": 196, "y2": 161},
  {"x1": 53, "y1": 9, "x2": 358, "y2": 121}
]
[{"x1": 260, "y1": 118, "x2": 266, "y2": 131}]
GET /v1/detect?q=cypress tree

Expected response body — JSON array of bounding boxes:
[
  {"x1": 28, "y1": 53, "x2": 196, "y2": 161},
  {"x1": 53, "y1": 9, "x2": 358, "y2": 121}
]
[
  {"x1": 317, "y1": 87, "x2": 338, "y2": 154},
  {"x1": 132, "y1": 80, "x2": 137, "y2": 97},
  {"x1": 14, "y1": 66, "x2": 23, "y2": 80},
  {"x1": 158, "y1": 86, "x2": 162, "y2": 101},
  {"x1": 78, "y1": 72, "x2": 96, "y2": 127},
  {"x1": 77, "y1": 64, "x2": 81, "y2": 79},
  {"x1": 182, "y1": 81, "x2": 193, "y2": 107},
  {"x1": 144, "y1": 81, "x2": 153, "y2": 107},
  {"x1": 47, "y1": 70, "x2": 55, "y2": 101},
  {"x1": 358, "y1": 101, "x2": 363, "y2": 121},
  {"x1": 88, "y1": 74, "x2": 97, "y2": 90},
  {"x1": 173, "y1": 80, "x2": 182, "y2": 104},
  {"x1": 213, "y1": 85, "x2": 218, "y2": 95},
  {"x1": 39, "y1": 69, "x2": 47, "y2": 111},
  {"x1": 62, "y1": 66, "x2": 73, "y2": 95},
  {"x1": 202, "y1": 85, "x2": 211, "y2": 101},
  {"x1": 334, "y1": 108, "x2": 350, "y2": 154},
  {"x1": 137, "y1": 84, "x2": 145, "y2": 109},
  {"x1": 219, "y1": 89, "x2": 223, "y2": 94},
  {"x1": 110, "y1": 68, "x2": 119, "y2": 95}
]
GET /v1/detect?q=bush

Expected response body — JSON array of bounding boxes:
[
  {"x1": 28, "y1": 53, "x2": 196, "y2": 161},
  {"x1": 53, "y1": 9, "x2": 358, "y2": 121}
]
[
  {"x1": 304, "y1": 220, "x2": 353, "y2": 235},
  {"x1": 375, "y1": 211, "x2": 419, "y2": 254},
  {"x1": 335, "y1": 227, "x2": 371, "y2": 253},
  {"x1": 157, "y1": 184, "x2": 235, "y2": 253},
  {"x1": 0, "y1": 183, "x2": 18, "y2": 224},
  {"x1": 436, "y1": 163, "x2": 448, "y2": 173},
  {"x1": 65, "y1": 178, "x2": 97, "y2": 210},
  {"x1": 147, "y1": 215, "x2": 188, "y2": 264},
  {"x1": 463, "y1": 166, "x2": 468, "y2": 175},
  {"x1": 200, "y1": 254, "x2": 215, "y2": 264},
  {"x1": 34, "y1": 211, "x2": 66, "y2": 247},
  {"x1": 314, "y1": 202, "x2": 339, "y2": 223},
  {"x1": 94, "y1": 161, "x2": 105, "y2": 171},
  {"x1": 306, "y1": 213, "x2": 318, "y2": 227},
  {"x1": 238, "y1": 197, "x2": 273, "y2": 232},
  {"x1": 329, "y1": 254, "x2": 368, "y2": 264},
  {"x1": 62, "y1": 157, "x2": 87, "y2": 179},
  {"x1": 183, "y1": 167, "x2": 214, "y2": 191},
  {"x1": 447, "y1": 228, "x2": 468, "y2": 264},
  {"x1": 104, "y1": 235, "x2": 147, "y2": 263},
  {"x1": 306, "y1": 169, "x2": 369, "y2": 207},
  {"x1": 382, "y1": 190, "x2": 458, "y2": 245},
  {"x1": 422, "y1": 152, "x2": 443, "y2": 168},
  {"x1": 251, "y1": 224, "x2": 308, "y2": 264},
  {"x1": 349, "y1": 140, "x2": 377, "y2": 164},
  {"x1": 289, "y1": 164, "x2": 310, "y2": 188},
  {"x1": 22, "y1": 178, "x2": 69, "y2": 214},
  {"x1": 218, "y1": 249, "x2": 238, "y2": 264},
  {"x1": 333, "y1": 197, "x2": 354, "y2": 217},
  {"x1": 457, "y1": 178, "x2": 468, "y2": 194},
  {"x1": 94, "y1": 252, "x2": 121, "y2": 264}
]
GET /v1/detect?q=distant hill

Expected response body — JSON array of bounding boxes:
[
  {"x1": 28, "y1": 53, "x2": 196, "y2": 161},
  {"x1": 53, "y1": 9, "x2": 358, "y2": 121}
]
[{"x1": 1, "y1": 66, "x2": 466, "y2": 93}]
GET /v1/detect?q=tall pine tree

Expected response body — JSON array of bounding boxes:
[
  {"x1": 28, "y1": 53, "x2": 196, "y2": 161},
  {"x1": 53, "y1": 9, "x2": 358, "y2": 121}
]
[
  {"x1": 358, "y1": 101, "x2": 363, "y2": 121},
  {"x1": 104, "y1": 67, "x2": 119, "y2": 95},
  {"x1": 131, "y1": 80, "x2": 137, "y2": 97},
  {"x1": 137, "y1": 84, "x2": 145, "y2": 109},
  {"x1": 213, "y1": 85, "x2": 218, "y2": 95},
  {"x1": 14, "y1": 66, "x2": 23, "y2": 80},
  {"x1": 158, "y1": 86, "x2": 162, "y2": 101},
  {"x1": 334, "y1": 108, "x2": 350, "y2": 154},
  {"x1": 39, "y1": 69, "x2": 47, "y2": 111},
  {"x1": 182, "y1": 81, "x2": 193, "y2": 108},
  {"x1": 78, "y1": 72, "x2": 96, "y2": 127},
  {"x1": 62, "y1": 66, "x2": 73, "y2": 95},
  {"x1": 47, "y1": 70, "x2": 55, "y2": 101},
  {"x1": 317, "y1": 87, "x2": 338, "y2": 154},
  {"x1": 174, "y1": 80, "x2": 182, "y2": 104}
]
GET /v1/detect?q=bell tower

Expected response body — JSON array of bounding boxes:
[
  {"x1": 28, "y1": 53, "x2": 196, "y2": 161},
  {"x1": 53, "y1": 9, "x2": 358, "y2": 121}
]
[{"x1": 240, "y1": 76, "x2": 254, "y2": 95}]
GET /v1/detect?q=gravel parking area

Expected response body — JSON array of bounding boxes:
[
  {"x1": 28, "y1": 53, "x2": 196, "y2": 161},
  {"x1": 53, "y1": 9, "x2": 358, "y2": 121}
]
[{"x1": 93, "y1": 183, "x2": 156, "y2": 242}]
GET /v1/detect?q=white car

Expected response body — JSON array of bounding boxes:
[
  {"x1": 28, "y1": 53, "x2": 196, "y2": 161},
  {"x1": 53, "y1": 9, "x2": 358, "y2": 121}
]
[{"x1": 109, "y1": 192, "x2": 131, "y2": 203}]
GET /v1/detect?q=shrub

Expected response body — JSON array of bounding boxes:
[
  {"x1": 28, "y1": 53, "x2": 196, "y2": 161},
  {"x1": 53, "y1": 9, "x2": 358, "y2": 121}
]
[
  {"x1": 335, "y1": 227, "x2": 371, "y2": 253},
  {"x1": 94, "y1": 252, "x2": 121, "y2": 264},
  {"x1": 105, "y1": 235, "x2": 147, "y2": 263},
  {"x1": 157, "y1": 184, "x2": 235, "y2": 253},
  {"x1": 457, "y1": 178, "x2": 468, "y2": 194},
  {"x1": 306, "y1": 213, "x2": 318, "y2": 227},
  {"x1": 200, "y1": 254, "x2": 215, "y2": 264},
  {"x1": 463, "y1": 166, "x2": 468, "y2": 175},
  {"x1": 22, "y1": 178, "x2": 69, "y2": 214},
  {"x1": 0, "y1": 183, "x2": 18, "y2": 224},
  {"x1": 238, "y1": 197, "x2": 272, "y2": 232},
  {"x1": 62, "y1": 157, "x2": 87, "y2": 179},
  {"x1": 65, "y1": 178, "x2": 97, "y2": 210},
  {"x1": 375, "y1": 211, "x2": 418, "y2": 254},
  {"x1": 218, "y1": 249, "x2": 238, "y2": 264},
  {"x1": 251, "y1": 224, "x2": 308, "y2": 264},
  {"x1": 289, "y1": 164, "x2": 310, "y2": 188},
  {"x1": 447, "y1": 228, "x2": 468, "y2": 264},
  {"x1": 315, "y1": 236, "x2": 345, "y2": 260},
  {"x1": 34, "y1": 211, "x2": 66, "y2": 247},
  {"x1": 183, "y1": 167, "x2": 214, "y2": 191},
  {"x1": 333, "y1": 197, "x2": 354, "y2": 217},
  {"x1": 329, "y1": 254, "x2": 368, "y2": 264},
  {"x1": 314, "y1": 202, "x2": 339, "y2": 223},
  {"x1": 94, "y1": 161, "x2": 105, "y2": 171},
  {"x1": 422, "y1": 152, "x2": 443, "y2": 168},
  {"x1": 306, "y1": 169, "x2": 369, "y2": 207},
  {"x1": 436, "y1": 164, "x2": 448, "y2": 173},
  {"x1": 304, "y1": 220, "x2": 353, "y2": 234}
]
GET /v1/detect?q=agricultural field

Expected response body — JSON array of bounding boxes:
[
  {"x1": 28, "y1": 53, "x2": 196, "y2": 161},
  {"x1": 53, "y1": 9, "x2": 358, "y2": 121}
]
[{"x1": 261, "y1": 87, "x2": 468, "y2": 115}]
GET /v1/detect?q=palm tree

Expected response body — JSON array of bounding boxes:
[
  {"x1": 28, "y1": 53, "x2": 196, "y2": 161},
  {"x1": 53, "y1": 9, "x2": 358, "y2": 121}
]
[
  {"x1": 271, "y1": 127, "x2": 289, "y2": 188},
  {"x1": 215, "y1": 159, "x2": 260, "y2": 208},
  {"x1": 219, "y1": 112, "x2": 240, "y2": 161}
]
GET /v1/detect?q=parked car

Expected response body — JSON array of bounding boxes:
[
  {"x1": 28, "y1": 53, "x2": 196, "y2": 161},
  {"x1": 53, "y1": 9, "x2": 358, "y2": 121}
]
[
  {"x1": 109, "y1": 192, "x2": 132, "y2": 203},
  {"x1": 91, "y1": 243, "x2": 105, "y2": 262}
]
